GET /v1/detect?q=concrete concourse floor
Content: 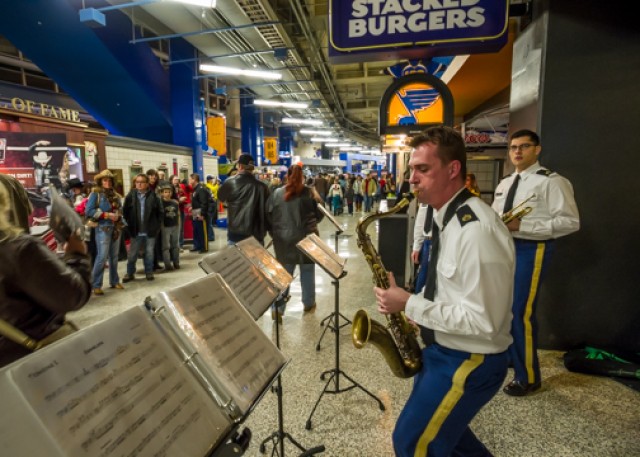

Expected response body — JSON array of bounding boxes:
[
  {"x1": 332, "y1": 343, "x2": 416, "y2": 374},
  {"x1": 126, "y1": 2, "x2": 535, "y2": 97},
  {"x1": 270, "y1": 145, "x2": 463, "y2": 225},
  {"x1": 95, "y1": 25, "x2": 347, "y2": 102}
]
[{"x1": 69, "y1": 211, "x2": 640, "y2": 457}]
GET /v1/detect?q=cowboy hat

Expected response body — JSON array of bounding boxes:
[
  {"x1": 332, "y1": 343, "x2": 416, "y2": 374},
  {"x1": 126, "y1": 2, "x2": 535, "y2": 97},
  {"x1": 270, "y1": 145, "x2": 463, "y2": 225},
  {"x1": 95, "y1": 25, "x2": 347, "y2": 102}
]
[
  {"x1": 94, "y1": 169, "x2": 115, "y2": 183},
  {"x1": 67, "y1": 178, "x2": 84, "y2": 189},
  {"x1": 33, "y1": 151, "x2": 52, "y2": 165}
]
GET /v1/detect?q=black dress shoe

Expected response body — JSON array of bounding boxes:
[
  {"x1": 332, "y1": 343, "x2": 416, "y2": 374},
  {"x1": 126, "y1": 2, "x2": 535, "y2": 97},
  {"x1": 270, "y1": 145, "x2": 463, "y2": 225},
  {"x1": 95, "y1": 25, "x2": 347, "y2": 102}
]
[{"x1": 503, "y1": 380, "x2": 541, "y2": 397}]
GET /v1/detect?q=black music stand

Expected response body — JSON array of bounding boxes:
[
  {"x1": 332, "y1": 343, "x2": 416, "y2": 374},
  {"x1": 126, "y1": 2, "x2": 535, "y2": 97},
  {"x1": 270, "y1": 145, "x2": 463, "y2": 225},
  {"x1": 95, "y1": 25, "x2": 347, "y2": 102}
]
[
  {"x1": 296, "y1": 235, "x2": 385, "y2": 430},
  {"x1": 315, "y1": 205, "x2": 351, "y2": 351},
  {"x1": 259, "y1": 291, "x2": 325, "y2": 457}
]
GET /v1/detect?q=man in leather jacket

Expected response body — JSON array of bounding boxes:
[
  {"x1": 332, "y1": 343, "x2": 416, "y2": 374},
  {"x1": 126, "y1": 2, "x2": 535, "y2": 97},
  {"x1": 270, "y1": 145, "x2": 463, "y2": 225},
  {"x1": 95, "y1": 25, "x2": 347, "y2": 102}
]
[{"x1": 218, "y1": 154, "x2": 269, "y2": 245}]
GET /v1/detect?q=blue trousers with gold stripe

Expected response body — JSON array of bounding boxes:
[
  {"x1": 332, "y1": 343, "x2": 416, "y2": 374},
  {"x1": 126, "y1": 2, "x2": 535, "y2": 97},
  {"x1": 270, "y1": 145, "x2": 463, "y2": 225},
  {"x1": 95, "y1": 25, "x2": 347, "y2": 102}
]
[
  {"x1": 509, "y1": 239, "x2": 555, "y2": 385},
  {"x1": 393, "y1": 344, "x2": 508, "y2": 457}
]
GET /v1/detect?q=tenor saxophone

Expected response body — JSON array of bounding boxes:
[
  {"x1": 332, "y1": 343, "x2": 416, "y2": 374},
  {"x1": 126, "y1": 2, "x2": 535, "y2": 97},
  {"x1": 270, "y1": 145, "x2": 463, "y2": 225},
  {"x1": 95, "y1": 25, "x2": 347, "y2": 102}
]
[{"x1": 352, "y1": 193, "x2": 423, "y2": 378}]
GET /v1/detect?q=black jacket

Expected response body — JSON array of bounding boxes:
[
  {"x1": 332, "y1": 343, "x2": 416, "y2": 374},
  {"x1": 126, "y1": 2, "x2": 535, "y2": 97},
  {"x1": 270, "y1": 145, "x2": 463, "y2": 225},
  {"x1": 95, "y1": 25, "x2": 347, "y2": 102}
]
[
  {"x1": 267, "y1": 186, "x2": 324, "y2": 265},
  {"x1": 191, "y1": 183, "x2": 211, "y2": 219},
  {"x1": 0, "y1": 234, "x2": 91, "y2": 367},
  {"x1": 218, "y1": 172, "x2": 269, "y2": 243},
  {"x1": 123, "y1": 189, "x2": 163, "y2": 238}
]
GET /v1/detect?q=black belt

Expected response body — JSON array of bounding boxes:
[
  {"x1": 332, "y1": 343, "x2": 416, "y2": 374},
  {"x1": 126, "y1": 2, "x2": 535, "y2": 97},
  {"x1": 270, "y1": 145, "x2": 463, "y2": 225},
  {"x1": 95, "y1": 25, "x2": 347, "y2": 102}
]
[{"x1": 513, "y1": 238, "x2": 550, "y2": 244}]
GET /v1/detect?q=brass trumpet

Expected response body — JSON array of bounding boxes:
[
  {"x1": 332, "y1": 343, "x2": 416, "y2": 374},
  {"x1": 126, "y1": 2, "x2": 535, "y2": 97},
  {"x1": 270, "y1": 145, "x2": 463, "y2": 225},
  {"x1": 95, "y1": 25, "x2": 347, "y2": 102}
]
[{"x1": 502, "y1": 193, "x2": 536, "y2": 224}]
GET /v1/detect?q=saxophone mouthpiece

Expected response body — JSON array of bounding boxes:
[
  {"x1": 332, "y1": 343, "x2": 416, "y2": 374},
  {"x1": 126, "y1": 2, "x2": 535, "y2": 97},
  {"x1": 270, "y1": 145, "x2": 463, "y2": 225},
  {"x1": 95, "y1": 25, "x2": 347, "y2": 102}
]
[{"x1": 402, "y1": 191, "x2": 416, "y2": 201}]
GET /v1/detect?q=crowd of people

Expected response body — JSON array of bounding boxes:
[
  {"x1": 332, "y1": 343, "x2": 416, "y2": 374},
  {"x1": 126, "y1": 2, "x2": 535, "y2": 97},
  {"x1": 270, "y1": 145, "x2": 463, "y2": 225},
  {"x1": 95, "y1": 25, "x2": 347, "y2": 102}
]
[
  {"x1": 311, "y1": 170, "x2": 400, "y2": 216},
  {"x1": 50, "y1": 168, "x2": 219, "y2": 294}
]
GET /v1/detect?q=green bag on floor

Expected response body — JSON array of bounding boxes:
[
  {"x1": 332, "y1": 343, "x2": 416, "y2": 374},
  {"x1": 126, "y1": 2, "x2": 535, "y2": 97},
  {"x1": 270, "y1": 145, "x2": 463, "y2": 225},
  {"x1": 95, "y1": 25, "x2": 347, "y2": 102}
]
[{"x1": 563, "y1": 347, "x2": 640, "y2": 391}]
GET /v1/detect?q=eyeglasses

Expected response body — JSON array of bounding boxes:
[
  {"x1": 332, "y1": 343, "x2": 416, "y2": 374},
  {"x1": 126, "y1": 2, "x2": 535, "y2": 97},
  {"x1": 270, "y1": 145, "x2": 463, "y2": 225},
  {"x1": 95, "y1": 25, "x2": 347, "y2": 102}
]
[
  {"x1": 509, "y1": 143, "x2": 535, "y2": 152},
  {"x1": 135, "y1": 180, "x2": 147, "y2": 184}
]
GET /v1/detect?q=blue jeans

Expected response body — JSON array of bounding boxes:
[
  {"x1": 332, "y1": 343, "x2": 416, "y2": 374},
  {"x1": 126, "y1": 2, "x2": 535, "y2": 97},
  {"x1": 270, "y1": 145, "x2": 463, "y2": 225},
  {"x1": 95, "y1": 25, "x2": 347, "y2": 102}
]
[
  {"x1": 364, "y1": 195, "x2": 373, "y2": 212},
  {"x1": 207, "y1": 213, "x2": 215, "y2": 242},
  {"x1": 126, "y1": 234, "x2": 155, "y2": 275},
  {"x1": 179, "y1": 212, "x2": 185, "y2": 247},
  {"x1": 92, "y1": 225, "x2": 120, "y2": 288},
  {"x1": 162, "y1": 225, "x2": 180, "y2": 267},
  {"x1": 273, "y1": 263, "x2": 315, "y2": 313}
]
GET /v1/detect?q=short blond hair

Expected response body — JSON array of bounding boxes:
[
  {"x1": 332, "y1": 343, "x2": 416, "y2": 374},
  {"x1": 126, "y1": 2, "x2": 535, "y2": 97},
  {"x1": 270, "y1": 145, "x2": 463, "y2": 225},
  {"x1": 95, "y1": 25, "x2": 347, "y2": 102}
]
[{"x1": 0, "y1": 179, "x2": 26, "y2": 242}]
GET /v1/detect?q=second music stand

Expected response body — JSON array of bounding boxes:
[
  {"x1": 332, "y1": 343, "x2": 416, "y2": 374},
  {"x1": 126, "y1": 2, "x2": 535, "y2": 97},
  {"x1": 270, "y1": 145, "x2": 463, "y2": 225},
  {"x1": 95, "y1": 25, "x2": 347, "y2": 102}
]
[
  {"x1": 259, "y1": 290, "x2": 325, "y2": 457},
  {"x1": 296, "y1": 235, "x2": 385, "y2": 431},
  {"x1": 315, "y1": 204, "x2": 351, "y2": 351}
]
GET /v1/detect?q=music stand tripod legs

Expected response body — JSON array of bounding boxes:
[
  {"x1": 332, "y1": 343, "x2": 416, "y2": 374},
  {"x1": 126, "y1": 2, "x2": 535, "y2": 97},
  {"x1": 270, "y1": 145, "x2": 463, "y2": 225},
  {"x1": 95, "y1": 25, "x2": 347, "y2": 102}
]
[
  {"x1": 306, "y1": 275, "x2": 385, "y2": 430},
  {"x1": 260, "y1": 296, "x2": 325, "y2": 457},
  {"x1": 315, "y1": 228, "x2": 350, "y2": 351}
]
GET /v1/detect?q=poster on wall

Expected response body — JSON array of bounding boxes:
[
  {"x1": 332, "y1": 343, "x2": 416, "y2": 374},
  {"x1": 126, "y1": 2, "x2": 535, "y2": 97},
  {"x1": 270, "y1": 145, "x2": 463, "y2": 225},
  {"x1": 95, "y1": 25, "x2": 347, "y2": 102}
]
[
  {"x1": 85, "y1": 140, "x2": 99, "y2": 173},
  {"x1": 0, "y1": 132, "x2": 68, "y2": 191}
]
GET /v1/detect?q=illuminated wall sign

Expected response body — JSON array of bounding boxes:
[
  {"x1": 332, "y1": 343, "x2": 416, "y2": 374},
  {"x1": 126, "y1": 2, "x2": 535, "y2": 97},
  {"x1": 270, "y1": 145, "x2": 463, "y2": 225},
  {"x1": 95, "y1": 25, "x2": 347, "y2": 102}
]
[
  {"x1": 1, "y1": 97, "x2": 81, "y2": 123},
  {"x1": 329, "y1": 0, "x2": 509, "y2": 63},
  {"x1": 379, "y1": 73, "x2": 454, "y2": 135}
]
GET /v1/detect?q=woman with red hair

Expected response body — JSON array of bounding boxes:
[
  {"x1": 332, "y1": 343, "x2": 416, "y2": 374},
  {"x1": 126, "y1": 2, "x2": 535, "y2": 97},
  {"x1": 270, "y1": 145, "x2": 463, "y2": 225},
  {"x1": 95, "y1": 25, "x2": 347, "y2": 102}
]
[{"x1": 266, "y1": 165, "x2": 324, "y2": 323}]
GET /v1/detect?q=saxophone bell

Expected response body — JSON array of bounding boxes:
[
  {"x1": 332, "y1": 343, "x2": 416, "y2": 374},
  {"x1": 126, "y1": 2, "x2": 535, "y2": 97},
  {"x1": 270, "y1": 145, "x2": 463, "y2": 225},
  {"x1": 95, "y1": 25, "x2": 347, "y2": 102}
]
[{"x1": 352, "y1": 309, "x2": 422, "y2": 379}]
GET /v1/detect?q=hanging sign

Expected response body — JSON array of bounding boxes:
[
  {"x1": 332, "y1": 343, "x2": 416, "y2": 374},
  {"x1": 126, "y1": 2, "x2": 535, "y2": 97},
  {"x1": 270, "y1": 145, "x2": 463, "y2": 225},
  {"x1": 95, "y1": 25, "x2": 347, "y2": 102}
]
[
  {"x1": 264, "y1": 137, "x2": 278, "y2": 164},
  {"x1": 206, "y1": 117, "x2": 226, "y2": 156},
  {"x1": 329, "y1": 0, "x2": 509, "y2": 63}
]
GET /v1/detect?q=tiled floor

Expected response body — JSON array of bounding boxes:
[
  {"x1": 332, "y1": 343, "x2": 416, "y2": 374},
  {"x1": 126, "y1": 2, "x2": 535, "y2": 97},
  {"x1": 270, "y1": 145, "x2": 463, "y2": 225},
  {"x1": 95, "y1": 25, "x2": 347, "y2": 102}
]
[{"x1": 69, "y1": 211, "x2": 640, "y2": 457}]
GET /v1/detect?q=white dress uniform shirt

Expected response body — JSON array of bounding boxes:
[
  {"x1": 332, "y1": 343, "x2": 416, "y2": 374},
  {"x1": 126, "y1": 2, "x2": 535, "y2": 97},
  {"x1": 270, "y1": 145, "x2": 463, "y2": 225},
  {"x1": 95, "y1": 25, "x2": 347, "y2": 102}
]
[
  {"x1": 412, "y1": 204, "x2": 432, "y2": 252},
  {"x1": 405, "y1": 190, "x2": 515, "y2": 354},
  {"x1": 491, "y1": 162, "x2": 580, "y2": 240}
]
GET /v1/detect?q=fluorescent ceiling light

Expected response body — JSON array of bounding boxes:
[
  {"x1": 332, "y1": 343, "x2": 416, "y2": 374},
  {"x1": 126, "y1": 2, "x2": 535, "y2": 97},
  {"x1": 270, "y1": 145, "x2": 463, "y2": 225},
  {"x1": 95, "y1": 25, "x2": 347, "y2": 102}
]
[
  {"x1": 299, "y1": 129, "x2": 332, "y2": 136},
  {"x1": 310, "y1": 137, "x2": 339, "y2": 143},
  {"x1": 254, "y1": 99, "x2": 308, "y2": 109},
  {"x1": 199, "y1": 64, "x2": 282, "y2": 80},
  {"x1": 327, "y1": 142, "x2": 351, "y2": 147},
  {"x1": 282, "y1": 118, "x2": 323, "y2": 126},
  {"x1": 172, "y1": 0, "x2": 217, "y2": 7}
]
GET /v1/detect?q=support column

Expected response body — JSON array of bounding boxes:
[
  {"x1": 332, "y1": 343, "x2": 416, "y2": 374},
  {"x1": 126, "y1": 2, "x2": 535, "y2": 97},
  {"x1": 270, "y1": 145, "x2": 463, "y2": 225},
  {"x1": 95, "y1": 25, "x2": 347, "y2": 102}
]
[
  {"x1": 169, "y1": 38, "x2": 204, "y2": 176},
  {"x1": 278, "y1": 125, "x2": 294, "y2": 168},
  {"x1": 240, "y1": 95, "x2": 258, "y2": 163}
]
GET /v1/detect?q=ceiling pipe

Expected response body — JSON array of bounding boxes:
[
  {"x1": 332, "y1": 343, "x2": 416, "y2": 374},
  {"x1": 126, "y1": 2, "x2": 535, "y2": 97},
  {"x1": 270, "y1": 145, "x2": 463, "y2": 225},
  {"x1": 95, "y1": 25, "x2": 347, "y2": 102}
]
[
  {"x1": 130, "y1": 20, "x2": 280, "y2": 43},
  {"x1": 285, "y1": 1, "x2": 344, "y2": 120}
]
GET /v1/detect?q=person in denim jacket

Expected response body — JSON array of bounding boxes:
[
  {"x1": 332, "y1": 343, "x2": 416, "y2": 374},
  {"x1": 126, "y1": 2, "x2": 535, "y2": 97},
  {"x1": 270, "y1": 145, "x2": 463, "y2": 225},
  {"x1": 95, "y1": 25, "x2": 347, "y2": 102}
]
[{"x1": 85, "y1": 169, "x2": 124, "y2": 295}]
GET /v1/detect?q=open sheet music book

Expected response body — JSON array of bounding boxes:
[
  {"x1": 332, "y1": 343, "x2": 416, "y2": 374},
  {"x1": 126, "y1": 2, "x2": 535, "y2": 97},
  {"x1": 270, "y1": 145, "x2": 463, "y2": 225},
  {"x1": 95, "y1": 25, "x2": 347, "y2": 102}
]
[
  {"x1": 297, "y1": 233, "x2": 347, "y2": 279},
  {"x1": 317, "y1": 203, "x2": 343, "y2": 233},
  {"x1": 199, "y1": 237, "x2": 293, "y2": 319},
  {"x1": 0, "y1": 274, "x2": 287, "y2": 457}
]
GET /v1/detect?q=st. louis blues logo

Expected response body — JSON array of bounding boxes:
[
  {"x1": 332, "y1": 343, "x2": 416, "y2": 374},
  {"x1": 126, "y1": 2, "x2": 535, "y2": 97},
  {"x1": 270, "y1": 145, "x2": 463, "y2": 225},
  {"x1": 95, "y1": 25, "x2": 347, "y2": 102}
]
[{"x1": 394, "y1": 86, "x2": 441, "y2": 125}]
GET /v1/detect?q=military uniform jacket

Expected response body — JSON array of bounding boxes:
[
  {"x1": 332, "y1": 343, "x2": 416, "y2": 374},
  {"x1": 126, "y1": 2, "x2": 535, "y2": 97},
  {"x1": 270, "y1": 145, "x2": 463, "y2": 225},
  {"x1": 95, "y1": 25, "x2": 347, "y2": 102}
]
[
  {"x1": 405, "y1": 191, "x2": 515, "y2": 354},
  {"x1": 492, "y1": 162, "x2": 580, "y2": 241}
]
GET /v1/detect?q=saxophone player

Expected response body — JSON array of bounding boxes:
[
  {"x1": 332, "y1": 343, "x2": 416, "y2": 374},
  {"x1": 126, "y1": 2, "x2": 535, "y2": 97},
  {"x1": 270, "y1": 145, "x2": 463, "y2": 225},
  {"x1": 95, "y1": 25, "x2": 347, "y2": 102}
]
[
  {"x1": 375, "y1": 126, "x2": 515, "y2": 457},
  {"x1": 492, "y1": 129, "x2": 580, "y2": 396}
]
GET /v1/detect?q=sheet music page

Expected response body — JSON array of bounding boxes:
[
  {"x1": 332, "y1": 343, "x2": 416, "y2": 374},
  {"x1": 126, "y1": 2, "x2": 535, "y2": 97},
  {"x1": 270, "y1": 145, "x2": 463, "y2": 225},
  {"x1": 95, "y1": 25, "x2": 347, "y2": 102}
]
[
  {"x1": 155, "y1": 274, "x2": 287, "y2": 414},
  {"x1": 5, "y1": 306, "x2": 231, "y2": 457},
  {"x1": 297, "y1": 234, "x2": 347, "y2": 279},
  {"x1": 317, "y1": 203, "x2": 343, "y2": 233},
  {"x1": 199, "y1": 246, "x2": 279, "y2": 319},
  {"x1": 236, "y1": 237, "x2": 293, "y2": 292}
]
